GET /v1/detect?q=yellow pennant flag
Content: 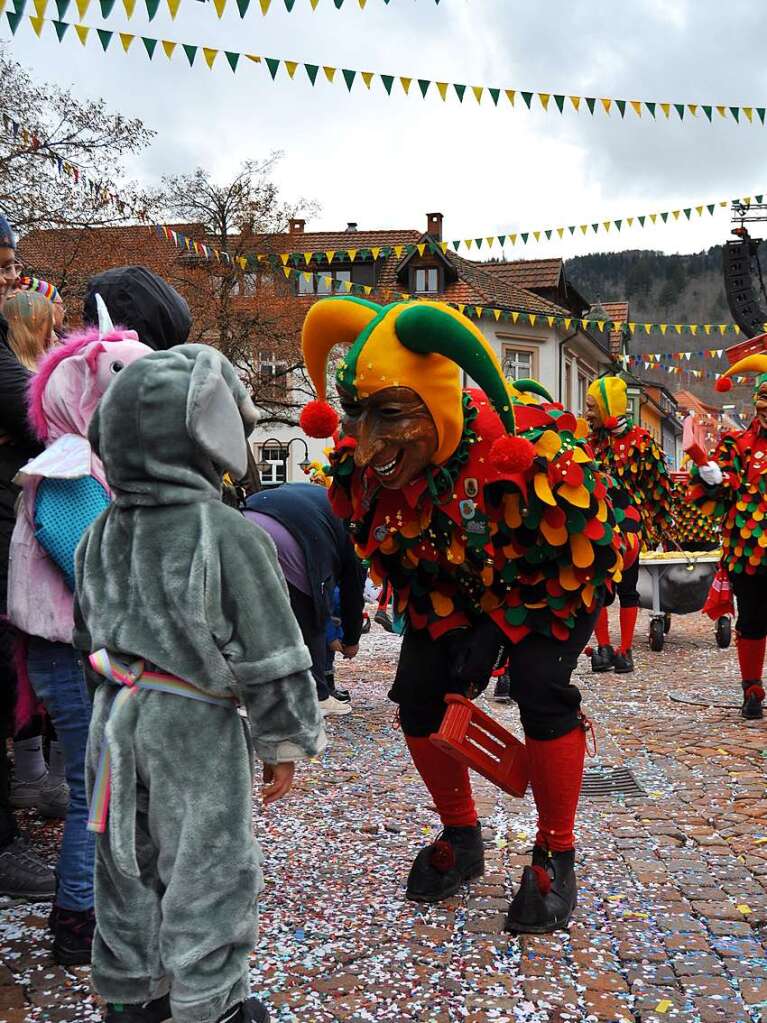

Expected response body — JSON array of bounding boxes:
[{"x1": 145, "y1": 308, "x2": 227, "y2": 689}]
[
  {"x1": 75, "y1": 0, "x2": 90, "y2": 17},
  {"x1": 547, "y1": 315, "x2": 555, "y2": 328},
  {"x1": 259, "y1": 0, "x2": 271, "y2": 11},
  {"x1": 464, "y1": 239, "x2": 473, "y2": 249},
  {"x1": 644, "y1": 323, "x2": 651, "y2": 334},
  {"x1": 303, "y1": 252, "x2": 312, "y2": 265},
  {"x1": 162, "y1": 39, "x2": 176, "y2": 58},
  {"x1": 688, "y1": 103, "x2": 698, "y2": 117},
  {"x1": 440, "y1": 241, "x2": 448, "y2": 254},
  {"x1": 32, "y1": 0, "x2": 47, "y2": 16},
  {"x1": 704, "y1": 324, "x2": 711, "y2": 335},
  {"x1": 281, "y1": 266, "x2": 291, "y2": 279},
  {"x1": 529, "y1": 314, "x2": 537, "y2": 327},
  {"x1": 475, "y1": 306, "x2": 483, "y2": 318},
  {"x1": 672, "y1": 210, "x2": 681, "y2": 220},
  {"x1": 717, "y1": 105, "x2": 727, "y2": 118},
  {"x1": 435, "y1": 81, "x2": 448, "y2": 101},
  {"x1": 120, "y1": 32, "x2": 134, "y2": 51},
  {"x1": 627, "y1": 216, "x2": 634, "y2": 226},
  {"x1": 538, "y1": 93, "x2": 550, "y2": 110},
  {"x1": 417, "y1": 244, "x2": 426, "y2": 256},
  {"x1": 660, "y1": 102, "x2": 671, "y2": 118},
  {"x1": 394, "y1": 245, "x2": 403, "y2": 258},
  {"x1": 370, "y1": 247, "x2": 380, "y2": 259},
  {"x1": 165, "y1": 0, "x2": 179, "y2": 16},
  {"x1": 493, "y1": 309, "x2": 501, "y2": 321},
  {"x1": 628, "y1": 322, "x2": 636, "y2": 333},
  {"x1": 511, "y1": 311, "x2": 520, "y2": 324},
  {"x1": 364, "y1": 286, "x2": 373, "y2": 296},
  {"x1": 74, "y1": 23, "x2": 89, "y2": 43},
  {"x1": 358, "y1": 0, "x2": 366, "y2": 6},
  {"x1": 557, "y1": 227, "x2": 564, "y2": 238},
  {"x1": 630, "y1": 100, "x2": 642, "y2": 117},
  {"x1": 509, "y1": 233, "x2": 517, "y2": 245},
  {"x1": 600, "y1": 97, "x2": 612, "y2": 114},
  {"x1": 323, "y1": 250, "x2": 334, "y2": 262},
  {"x1": 279, "y1": 253, "x2": 289, "y2": 265},
  {"x1": 649, "y1": 213, "x2": 657, "y2": 224},
  {"x1": 674, "y1": 323, "x2": 683, "y2": 334},
  {"x1": 348, "y1": 249, "x2": 357, "y2": 261},
  {"x1": 323, "y1": 66, "x2": 336, "y2": 83},
  {"x1": 485, "y1": 237, "x2": 494, "y2": 247},
  {"x1": 400, "y1": 77, "x2": 412, "y2": 94},
  {"x1": 744, "y1": 107, "x2": 754, "y2": 122},
  {"x1": 29, "y1": 14, "x2": 44, "y2": 34},
  {"x1": 696, "y1": 206, "x2": 703, "y2": 216},
  {"x1": 603, "y1": 221, "x2": 611, "y2": 232},
  {"x1": 203, "y1": 48, "x2": 218, "y2": 69},
  {"x1": 533, "y1": 231, "x2": 541, "y2": 241},
  {"x1": 284, "y1": 61, "x2": 298, "y2": 78},
  {"x1": 569, "y1": 96, "x2": 581, "y2": 111},
  {"x1": 660, "y1": 324, "x2": 668, "y2": 335},
  {"x1": 361, "y1": 71, "x2": 374, "y2": 89},
  {"x1": 472, "y1": 86, "x2": 483, "y2": 103},
  {"x1": 310, "y1": 0, "x2": 319, "y2": 7},
  {"x1": 505, "y1": 89, "x2": 515, "y2": 105},
  {"x1": 457, "y1": 304, "x2": 465, "y2": 314},
  {"x1": 580, "y1": 225, "x2": 588, "y2": 234},
  {"x1": 213, "y1": 0, "x2": 226, "y2": 15},
  {"x1": 690, "y1": 324, "x2": 698, "y2": 335}
]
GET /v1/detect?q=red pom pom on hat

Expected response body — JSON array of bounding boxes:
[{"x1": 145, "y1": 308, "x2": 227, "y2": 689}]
[
  {"x1": 299, "y1": 400, "x2": 340, "y2": 439},
  {"x1": 603, "y1": 415, "x2": 620, "y2": 429},
  {"x1": 489, "y1": 434, "x2": 535, "y2": 474},
  {"x1": 715, "y1": 375, "x2": 733, "y2": 393}
]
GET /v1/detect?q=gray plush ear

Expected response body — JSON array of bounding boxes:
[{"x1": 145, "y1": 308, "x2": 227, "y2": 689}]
[
  {"x1": 88, "y1": 402, "x2": 103, "y2": 458},
  {"x1": 186, "y1": 349, "x2": 248, "y2": 478}
]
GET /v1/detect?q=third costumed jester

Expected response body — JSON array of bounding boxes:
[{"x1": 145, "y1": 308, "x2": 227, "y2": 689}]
[{"x1": 300, "y1": 297, "x2": 634, "y2": 933}]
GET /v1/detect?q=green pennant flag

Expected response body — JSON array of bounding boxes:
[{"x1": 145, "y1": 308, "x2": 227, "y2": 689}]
[
  {"x1": 333, "y1": 0, "x2": 343, "y2": 6},
  {"x1": 284, "y1": 0, "x2": 295, "y2": 7},
  {"x1": 660, "y1": 211, "x2": 669, "y2": 223},
  {"x1": 97, "y1": 27, "x2": 112, "y2": 49},
  {"x1": 142, "y1": 35, "x2": 156, "y2": 58},
  {"x1": 265, "y1": 57, "x2": 280, "y2": 79},
  {"x1": 454, "y1": 83, "x2": 466, "y2": 102},
  {"x1": 585, "y1": 96, "x2": 596, "y2": 114},
  {"x1": 225, "y1": 50, "x2": 239, "y2": 71},
  {"x1": 418, "y1": 79, "x2": 430, "y2": 98},
  {"x1": 55, "y1": 0, "x2": 71, "y2": 16},
  {"x1": 757, "y1": 194, "x2": 764, "y2": 203},
  {"x1": 145, "y1": 0, "x2": 160, "y2": 18},
  {"x1": 554, "y1": 94, "x2": 565, "y2": 113},
  {"x1": 730, "y1": 106, "x2": 740, "y2": 122},
  {"x1": 645, "y1": 101, "x2": 656, "y2": 118},
  {"x1": 707, "y1": 204, "x2": 715, "y2": 215},
  {"x1": 342, "y1": 68, "x2": 356, "y2": 91},
  {"x1": 521, "y1": 232, "x2": 529, "y2": 244},
  {"x1": 568, "y1": 225, "x2": 576, "y2": 234},
  {"x1": 521, "y1": 91, "x2": 533, "y2": 108},
  {"x1": 683, "y1": 208, "x2": 692, "y2": 219},
  {"x1": 5, "y1": 10, "x2": 22, "y2": 32},
  {"x1": 702, "y1": 105, "x2": 713, "y2": 121},
  {"x1": 637, "y1": 215, "x2": 645, "y2": 226},
  {"x1": 591, "y1": 223, "x2": 599, "y2": 233},
  {"x1": 451, "y1": 241, "x2": 460, "y2": 250},
  {"x1": 52, "y1": 17, "x2": 68, "y2": 37},
  {"x1": 616, "y1": 99, "x2": 626, "y2": 117},
  {"x1": 545, "y1": 229, "x2": 552, "y2": 240},
  {"x1": 304, "y1": 63, "x2": 318, "y2": 85},
  {"x1": 235, "y1": 0, "x2": 250, "y2": 13},
  {"x1": 615, "y1": 219, "x2": 622, "y2": 230},
  {"x1": 674, "y1": 103, "x2": 684, "y2": 119},
  {"x1": 380, "y1": 74, "x2": 394, "y2": 95},
  {"x1": 100, "y1": 0, "x2": 115, "y2": 15},
  {"x1": 497, "y1": 234, "x2": 506, "y2": 245},
  {"x1": 474, "y1": 238, "x2": 483, "y2": 249},
  {"x1": 488, "y1": 87, "x2": 500, "y2": 106},
  {"x1": 182, "y1": 43, "x2": 197, "y2": 66},
  {"x1": 757, "y1": 108, "x2": 766, "y2": 125}
]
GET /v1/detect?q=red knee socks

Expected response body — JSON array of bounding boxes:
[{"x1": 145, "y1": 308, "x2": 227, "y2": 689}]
[
  {"x1": 619, "y1": 606, "x2": 638, "y2": 653},
  {"x1": 526, "y1": 725, "x2": 586, "y2": 852},
  {"x1": 594, "y1": 607, "x2": 611, "y2": 647},
  {"x1": 405, "y1": 735, "x2": 478, "y2": 828},
  {"x1": 737, "y1": 635, "x2": 766, "y2": 682}
]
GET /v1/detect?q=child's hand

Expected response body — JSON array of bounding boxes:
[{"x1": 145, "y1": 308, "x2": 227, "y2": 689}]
[
  {"x1": 262, "y1": 762, "x2": 295, "y2": 806},
  {"x1": 342, "y1": 643, "x2": 359, "y2": 659}
]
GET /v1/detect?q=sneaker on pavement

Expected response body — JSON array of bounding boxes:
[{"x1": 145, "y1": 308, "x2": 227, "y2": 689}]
[
  {"x1": 0, "y1": 835, "x2": 56, "y2": 899},
  {"x1": 105, "y1": 994, "x2": 172, "y2": 1022},
  {"x1": 491, "y1": 673, "x2": 511, "y2": 703},
  {"x1": 328, "y1": 685, "x2": 351, "y2": 703},
  {"x1": 37, "y1": 776, "x2": 70, "y2": 820},
  {"x1": 374, "y1": 610, "x2": 394, "y2": 632},
  {"x1": 319, "y1": 695, "x2": 352, "y2": 717},
  {"x1": 53, "y1": 906, "x2": 95, "y2": 966},
  {"x1": 9, "y1": 771, "x2": 48, "y2": 809}
]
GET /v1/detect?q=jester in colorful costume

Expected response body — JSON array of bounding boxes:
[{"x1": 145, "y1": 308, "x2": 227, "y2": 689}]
[
  {"x1": 689, "y1": 349, "x2": 767, "y2": 720},
  {"x1": 585, "y1": 375, "x2": 674, "y2": 674},
  {"x1": 300, "y1": 297, "x2": 630, "y2": 933}
]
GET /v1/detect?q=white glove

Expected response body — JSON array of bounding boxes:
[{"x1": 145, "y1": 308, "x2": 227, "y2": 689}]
[{"x1": 699, "y1": 461, "x2": 723, "y2": 487}]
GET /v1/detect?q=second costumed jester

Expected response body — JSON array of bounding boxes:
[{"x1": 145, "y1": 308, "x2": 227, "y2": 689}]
[{"x1": 300, "y1": 297, "x2": 635, "y2": 933}]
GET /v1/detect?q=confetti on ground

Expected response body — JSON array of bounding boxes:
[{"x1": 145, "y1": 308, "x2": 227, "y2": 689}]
[{"x1": 3, "y1": 607, "x2": 767, "y2": 1021}]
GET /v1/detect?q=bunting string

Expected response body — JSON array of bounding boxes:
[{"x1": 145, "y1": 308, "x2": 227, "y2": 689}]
[
  {"x1": 19, "y1": 0, "x2": 442, "y2": 18},
  {"x1": 7, "y1": 9, "x2": 767, "y2": 129}
]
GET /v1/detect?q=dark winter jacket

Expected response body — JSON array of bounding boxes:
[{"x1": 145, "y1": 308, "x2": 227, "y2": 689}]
[
  {"x1": 246, "y1": 483, "x2": 365, "y2": 645},
  {"x1": 83, "y1": 266, "x2": 192, "y2": 352},
  {"x1": 0, "y1": 314, "x2": 41, "y2": 613}
]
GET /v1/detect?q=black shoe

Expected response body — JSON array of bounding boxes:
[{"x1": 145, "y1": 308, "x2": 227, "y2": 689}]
[
  {"x1": 0, "y1": 835, "x2": 56, "y2": 899},
  {"x1": 590, "y1": 645, "x2": 615, "y2": 672},
  {"x1": 406, "y1": 822, "x2": 484, "y2": 903},
  {"x1": 328, "y1": 685, "x2": 351, "y2": 704},
  {"x1": 105, "y1": 994, "x2": 171, "y2": 1022},
  {"x1": 742, "y1": 682, "x2": 765, "y2": 720},
  {"x1": 613, "y1": 648, "x2": 635, "y2": 674},
  {"x1": 53, "y1": 906, "x2": 95, "y2": 966},
  {"x1": 218, "y1": 997, "x2": 271, "y2": 1023},
  {"x1": 505, "y1": 846, "x2": 577, "y2": 934},
  {"x1": 492, "y1": 673, "x2": 511, "y2": 704},
  {"x1": 374, "y1": 609, "x2": 394, "y2": 632}
]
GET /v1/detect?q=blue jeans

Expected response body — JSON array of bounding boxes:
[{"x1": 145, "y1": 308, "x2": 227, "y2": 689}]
[{"x1": 27, "y1": 637, "x2": 95, "y2": 911}]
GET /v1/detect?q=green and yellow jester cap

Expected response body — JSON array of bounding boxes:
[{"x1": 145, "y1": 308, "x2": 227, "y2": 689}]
[
  {"x1": 587, "y1": 374, "x2": 628, "y2": 429},
  {"x1": 300, "y1": 296, "x2": 547, "y2": 468}
]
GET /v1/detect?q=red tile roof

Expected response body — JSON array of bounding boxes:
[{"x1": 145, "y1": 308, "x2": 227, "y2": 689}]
[
  {"x1": 601, "y1": 301, "x2": 630, "y2": 323},
  {"x1": 481, "y1": 258, "x2": 563, "y2": 290},
  {"x1": 244, "y1": 228, "x2": 422, "y2": 256}
]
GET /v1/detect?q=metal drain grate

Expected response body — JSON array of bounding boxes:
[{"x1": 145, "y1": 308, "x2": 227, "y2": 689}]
[{"x1": 581, "y1": 766, "x2": 645, "y2": 799}]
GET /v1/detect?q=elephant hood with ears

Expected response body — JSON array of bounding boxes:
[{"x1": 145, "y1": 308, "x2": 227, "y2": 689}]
[{"x1": 89, "y1": 344, "x2": 258, "y2": 507}]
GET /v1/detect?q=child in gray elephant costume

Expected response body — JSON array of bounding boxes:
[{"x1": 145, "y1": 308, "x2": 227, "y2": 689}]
[{"x1": 73, "y1": 344, "x2": 326, "y2": 1023}]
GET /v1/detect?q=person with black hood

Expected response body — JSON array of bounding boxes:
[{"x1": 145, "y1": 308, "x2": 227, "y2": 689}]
[
  {"x1": 0, "y1": 213, "x2": 57, "y2": 899},
  {"x1": 83, "y1": 266, "x2": 192, "y2": 352}
]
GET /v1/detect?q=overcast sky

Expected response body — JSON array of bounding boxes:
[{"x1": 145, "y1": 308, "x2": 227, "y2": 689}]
[{"x1": 7, "y1": 0, "x2": 767, "y2": 258}]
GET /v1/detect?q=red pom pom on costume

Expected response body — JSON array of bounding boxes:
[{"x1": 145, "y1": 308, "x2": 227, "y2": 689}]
[
  {"x1": 489, "y1": 434, "x2": 535, "y2": 474},
  {"x1": 531, "y1": 864, "x2": 552, "y2": 896},
  {"x1": 603, "y1": 415, "x2": 620, "y2": 429},
  {"x1": 300, "y1": 400, "x2": 340, "y2": 439},
  {"x1": 584, "y1": 646, "x2": 594, "y2": 658},
  {"x1": 715, "y1": 376, "x2": 733, "y2": 393},
  {"x1": 745, "y1": 684, "x2": 765, "y2": 702}
]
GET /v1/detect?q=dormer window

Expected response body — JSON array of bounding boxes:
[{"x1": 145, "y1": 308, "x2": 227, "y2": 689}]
[{"x1": 414, "y1": 267, "x2": 440, "y2": 293}]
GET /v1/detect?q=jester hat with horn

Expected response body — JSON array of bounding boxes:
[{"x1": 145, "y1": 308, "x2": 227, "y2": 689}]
[
  {"x1": 299, "y1": 297, "x2": 546, "y2": 472},
  {"x1": 715, "y1": 334, "x2": 767, "y2": 393},
  {"x1": 587, "y1": 375, "x2": 629, "y2": 430}
]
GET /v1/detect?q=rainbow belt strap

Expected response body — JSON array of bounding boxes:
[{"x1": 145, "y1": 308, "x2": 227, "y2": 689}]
[{"x1": 87, "y1": 649, "x2": 238, "y2": 835}]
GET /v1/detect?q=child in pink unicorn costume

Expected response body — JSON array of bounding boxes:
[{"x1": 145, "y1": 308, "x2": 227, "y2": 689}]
[{"x1": 7, "y1": 299, "x2": 151, "y2": 966}]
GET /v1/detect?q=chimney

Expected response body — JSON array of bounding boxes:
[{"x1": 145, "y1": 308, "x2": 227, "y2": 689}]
[
  {"x1": 426, "y1": 212, "x2": 443, "y2": 241},
  {"x1": 346, "y1": 222, "x2": 358, "y2": 232},
  {"x1": 288, "y1": 218, "x2": 305, "y2": 235}
]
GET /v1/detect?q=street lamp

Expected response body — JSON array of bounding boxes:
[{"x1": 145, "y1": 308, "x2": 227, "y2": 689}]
[{"x1": 256, "y1": 436, "x2": 312, "y2": 477}]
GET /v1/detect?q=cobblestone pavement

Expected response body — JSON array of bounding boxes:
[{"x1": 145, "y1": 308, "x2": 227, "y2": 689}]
[{"x1": 3, "y1": 606, "x2": 767, "y2": 1022}]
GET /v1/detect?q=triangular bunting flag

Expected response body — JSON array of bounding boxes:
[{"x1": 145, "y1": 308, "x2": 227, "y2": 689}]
[
  {"x1": 259, "y1": 0, "x2": 271, "y2": 10},
  {"x1": 538, "y1": 93, "x2": 550, "y2": 110},
  {"x1": 569, "y1": 96, "x2": 581, "y2": 111},
  {"x1": 182, "y1": 42, "x2": 197, "y2": 65},
  {"x1": 74, "y1": 22, "x2": 89, "y2": 43},
  {"x1": 454, "y1": 83, "x2": 466, "y2": 102},
  {"x1": 660, "y1": 102, "x2": 671, "y2": 118},
  {"x1": 630, "y1": 99, "x2": 641, "y2": 117},
  {"x1": 96, "y1": 27, "x2": 112, "y2": 48},
  {"x1": 489, "y1": 87, "x2": 500, "y2": 106},
  {"x1": 645, "y1": 101, "x2": 656, "y2": 117},
  {"x1": 323, "y1": 66, "x2": 336, "y2": 82},
  {"x1": 144, "y1": 0, "x2": 159, "y2": 18},
  {"x1": 521, "y1": 91, "x2": 533, "y2": 108},
  {"x1": 505, "y1": 89, "x2": 515, "y2": 105},
  {"x1": 472, "y1": 85, "x2": 483, "y2": 103},
  {"x1": 436, "y1": 81, "x2": 448, "y2": 101},
  {"x1": 52, "y1": 18, "x2": 69, "y2": 37},
  {"x1": 265, "y1": 57, "x2": 280, "y2": 79},
  {"x1": 585, "y1": 97, "x2": 596, "y2": 114},
  {"x1": 235, "y1": 0, "x2": 249, "y2": 13},
  {"x1": 616, "y1": 99, "x2": 626, "y2": 117},
  {"x1": 203, "y1": 47, "x2": 218, "y2": 69},
  {"x1": 400, "y1": 77, "x2": 412, "y2": 94},
  {"x1": 674, "y1": 103, "x2": 685, "y2": 119},
  {"x1": 380, "y1": 74, "x2": 393, "y2": 95},
  {"x1": 283, "y1": 61, "x2": 298, "y2": 78},
  {"x1": 225, "y1": 50, "x2": 239, "y2": 71},
  {"x1": 75, "y1": 0, "x2": 89, "y2": 16},
  {"x1": 554, "y1": 94, "x2": 565, "y2": 113},
  {"x1": 730, "y1": 107, "x2": 740, "y2": 122},
  {"x1": 361, "y1": 71, "x2": 373, "y2": 89},
  {"x1": 600, "y1": 97, "x2": 612, "y2": 114},
  {"x1": 161, "y1": 38, "x2": 176, "y2": 57},
  {"x1": 29, "y1": 15, "x2": 44, "y2": 34},
  {"x1": 342, "y1": 69, "x2": 356, "y2": 91},
  {"x1": 417, "y1": 79, "x2": 430, "y2": 98},
  {"x1": 304, "y1": 63, "x2": 318, "y2": 85},
  {"x1": 142, "y1": 35, "x2": 157, "y2": 57}
]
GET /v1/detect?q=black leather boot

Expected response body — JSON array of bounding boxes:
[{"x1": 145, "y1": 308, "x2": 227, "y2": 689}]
[
  {"x1": 406, "y1": 822, "x2": 484, "y2": 903},
  {"x1": 742, "y1": 682, "x2": 765, "y2": 720},
  {"x1": 613, "y1": 648, "x2": 635, "y2": 674},
  {"x1": 492, "y1": 672, "x2": 511, "y2": 703},
  {"x1": 590, "y1": 645, "x2": 614, "y2": 672},
  {"x1": 218, "y1": 997, "x2": 270, "y2": 1023},
  {"x1": 505, "y1": 846, "x2": 577, "y2": 934},
  {"x1": 105, "y1": 995, "x2": 171, "y2": 1023}
]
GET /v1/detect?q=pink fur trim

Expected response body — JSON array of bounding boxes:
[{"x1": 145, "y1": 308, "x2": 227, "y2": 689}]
[
  {"x1": 27, "y1": 327, "x2": 129, "y2": 440},
  {"x1": 11, "y1": 631, "x2": 42, "y2": 734}
]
